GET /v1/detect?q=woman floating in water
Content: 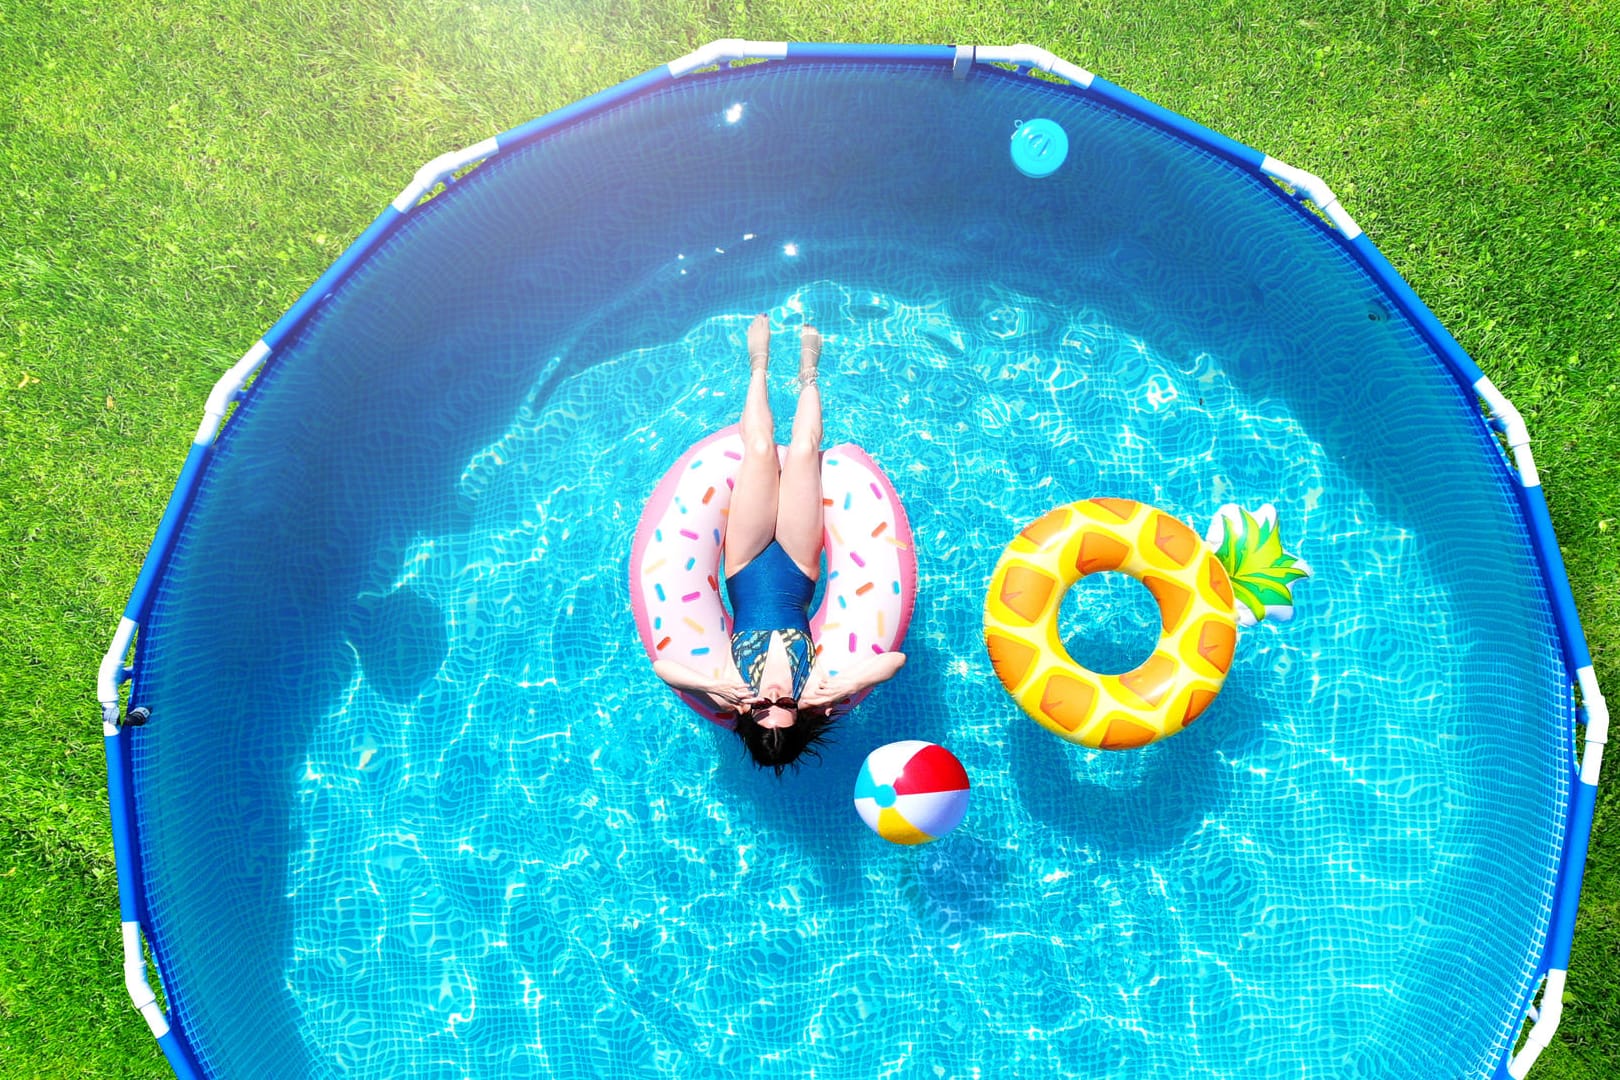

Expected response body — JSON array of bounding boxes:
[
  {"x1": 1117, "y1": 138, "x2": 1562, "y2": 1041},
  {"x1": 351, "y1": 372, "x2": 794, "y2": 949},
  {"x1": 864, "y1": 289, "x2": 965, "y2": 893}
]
[{"x1": 652, "y1": 315, "x2": 907, "y2": 772}]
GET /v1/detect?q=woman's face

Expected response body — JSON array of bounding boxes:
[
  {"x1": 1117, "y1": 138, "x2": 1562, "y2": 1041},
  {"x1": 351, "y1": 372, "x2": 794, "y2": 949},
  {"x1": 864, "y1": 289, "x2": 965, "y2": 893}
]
[
  {"x1": 754, "y1": 659, "x2": 796, "y2": 728},
  {"x1": 752, "y1": 648, "x2": 797, "y2": 728},
  {"x1": 755, "y1": 703, "x2": 797, "y2": 729}
]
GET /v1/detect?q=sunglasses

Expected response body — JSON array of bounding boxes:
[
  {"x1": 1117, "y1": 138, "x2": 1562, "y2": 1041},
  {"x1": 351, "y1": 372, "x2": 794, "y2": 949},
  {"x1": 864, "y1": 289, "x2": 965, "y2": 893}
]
[{"x1": 749, "y1": 697, "x2": 798, "y2": 712}]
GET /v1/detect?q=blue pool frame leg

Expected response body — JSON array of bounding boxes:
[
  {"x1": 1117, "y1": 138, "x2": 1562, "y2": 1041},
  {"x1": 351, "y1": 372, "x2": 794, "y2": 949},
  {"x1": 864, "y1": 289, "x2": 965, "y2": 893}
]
[
  {"x1": 95, "y1": 40, "x2": 1606, "y2": 1079},
  {"x1": 102, "y1": 716, "x2": 206, "y2": 1079}
]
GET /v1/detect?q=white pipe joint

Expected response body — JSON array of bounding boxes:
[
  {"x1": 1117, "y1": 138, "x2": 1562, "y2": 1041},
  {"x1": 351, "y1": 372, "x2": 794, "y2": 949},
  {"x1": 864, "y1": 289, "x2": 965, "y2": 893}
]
[
  {"x1": 1579, "y1": 665, "x2": 1608, "y2": 786},
  {"x1": 1045, "y1": 54, "x2": 1096, "y2": 88},
  {"x1": 1260, "y1": 156, "x2": 1363, "y2": 239},
  {"x1": 1508, "y1": 968, "x2": 1566, "y2": 1078},
  {"x1": 196, "y1": 340, "x2": 271, "y2": 445},
  {"x1": 970, "y1": 44, "x2": 1093, "y2": 87},
  {"x1": 123, "y1": 921, "x2": 171, "y2": 1038},
  {"x1": 391, "y1": 136, "x2": 500, "y2": 213},
  {"x1": 1474, "y1": 376, "x2": 1540, "y2": 487},
  {"x1": 97, "y1": 616, "x2": 138, "y2": 733},
  {"x1": 668, "y1": 39, "x2": 788, "y2": 78},
  {"x1": 953, "y1": 45, "x2": 974, "y2": 80}
]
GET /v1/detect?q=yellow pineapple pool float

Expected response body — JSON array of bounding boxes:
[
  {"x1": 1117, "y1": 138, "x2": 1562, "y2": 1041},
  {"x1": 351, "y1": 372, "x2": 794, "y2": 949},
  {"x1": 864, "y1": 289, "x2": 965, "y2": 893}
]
[{"x1": 985, "y1": 498, "x2": 1309, "y2": 750}]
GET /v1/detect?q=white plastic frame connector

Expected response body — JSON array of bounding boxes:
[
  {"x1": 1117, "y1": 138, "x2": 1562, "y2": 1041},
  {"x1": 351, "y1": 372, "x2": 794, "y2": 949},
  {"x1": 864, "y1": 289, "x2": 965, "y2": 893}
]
[
  {"x1": 952, "y1": 45, "x2": 974, "y2": 80},
  {"x1": 971, "y1": 44, "x2": 1095, "y2": 88},
  {"x1": 667, "y1": 39, "x2": 789, "y2": 79},
  {"x1": 1578, "y1": 665, "x2": 1608, "y2": 787},
  {"x1": 390, "y1": 136, "x2": 500, "y2": 213},
  {"x1": 1259, "y1": 156, "x2": 1363, "y2": 240},
  {"x1": 97, "y1": 616, "x2": 138, "y2": 734},
  {"x1": 123, "y1": 921, "x2": 170, "y2": 1038},
  {"x1": 196, "y1": 340, "x2": 271, "y2": 446},
  {"x1": 1508, "y1": 968, "x2": 1566, "y2": 1078},
  {"x1": 1507, "y1": 674, "x2": 1607, "y2": 1075},
  {"x1": 1474, "y1": 376, "x2": 1540, "y2": 488}
]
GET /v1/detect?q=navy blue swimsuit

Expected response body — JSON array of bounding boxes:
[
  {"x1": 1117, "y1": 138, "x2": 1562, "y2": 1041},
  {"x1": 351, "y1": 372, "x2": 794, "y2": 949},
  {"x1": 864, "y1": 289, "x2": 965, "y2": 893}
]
[{"x1": 726, "y1": 540, "x2": 815, "y2": 697}]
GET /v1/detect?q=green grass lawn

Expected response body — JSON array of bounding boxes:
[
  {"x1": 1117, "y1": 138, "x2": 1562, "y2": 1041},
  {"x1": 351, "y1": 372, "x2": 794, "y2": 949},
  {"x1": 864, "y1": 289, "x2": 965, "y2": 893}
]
[{"x1": 2, "y1": 0, "x2": 1615, "y2": 1075}]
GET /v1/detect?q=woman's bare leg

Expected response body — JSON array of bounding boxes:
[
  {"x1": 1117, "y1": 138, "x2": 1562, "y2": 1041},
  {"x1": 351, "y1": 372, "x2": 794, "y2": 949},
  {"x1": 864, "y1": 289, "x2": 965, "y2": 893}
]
[
  {"x1": 775, "y1": 326, "x2": 824, "y2": 581},
  {"x1": 724, "y1": 314, "x2": 781, "y2": 577}
]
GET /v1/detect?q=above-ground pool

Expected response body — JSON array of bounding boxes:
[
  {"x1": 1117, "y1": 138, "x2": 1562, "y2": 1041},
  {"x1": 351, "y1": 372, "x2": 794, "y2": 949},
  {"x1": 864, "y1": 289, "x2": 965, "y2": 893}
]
[{"x1": 100, "y1": 42, "x2": 1603, "y2": 1080}]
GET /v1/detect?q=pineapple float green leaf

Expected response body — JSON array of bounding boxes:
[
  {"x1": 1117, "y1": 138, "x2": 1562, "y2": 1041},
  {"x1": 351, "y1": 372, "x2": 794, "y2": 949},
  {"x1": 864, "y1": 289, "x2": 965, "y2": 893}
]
[{"x1": 1203, "y1": 504, "x2": 1311, "y2": 627}]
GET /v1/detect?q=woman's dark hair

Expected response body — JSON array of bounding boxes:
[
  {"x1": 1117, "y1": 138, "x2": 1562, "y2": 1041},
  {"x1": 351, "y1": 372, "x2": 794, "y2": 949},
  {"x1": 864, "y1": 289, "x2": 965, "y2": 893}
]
[{"x1": 733, "y1": 704, "x2": 838, "y2": 776}]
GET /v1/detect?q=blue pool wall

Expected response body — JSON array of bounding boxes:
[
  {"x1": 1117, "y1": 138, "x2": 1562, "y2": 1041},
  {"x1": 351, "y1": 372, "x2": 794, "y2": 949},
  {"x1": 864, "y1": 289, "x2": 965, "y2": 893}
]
[{"x1": 104, "y1": 44, "x2": 1596, "y2": 1079}]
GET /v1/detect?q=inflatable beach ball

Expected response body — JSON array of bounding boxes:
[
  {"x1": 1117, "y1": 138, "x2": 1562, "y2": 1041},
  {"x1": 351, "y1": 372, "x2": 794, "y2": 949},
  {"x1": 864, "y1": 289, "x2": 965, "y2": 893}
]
[{"x1": 853, "y1": 741, "x2": 971, "y2": 845}]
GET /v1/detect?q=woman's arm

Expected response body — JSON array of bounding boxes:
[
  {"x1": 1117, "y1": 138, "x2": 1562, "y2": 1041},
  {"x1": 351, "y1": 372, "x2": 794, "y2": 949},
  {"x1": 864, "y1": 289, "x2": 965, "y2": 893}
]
[
  {"x1": 799, "y1": 651, "x2": 907, "y2": 709},
  {"x1": 652, "y1": 659, "x2": 757, "y2": 712}
]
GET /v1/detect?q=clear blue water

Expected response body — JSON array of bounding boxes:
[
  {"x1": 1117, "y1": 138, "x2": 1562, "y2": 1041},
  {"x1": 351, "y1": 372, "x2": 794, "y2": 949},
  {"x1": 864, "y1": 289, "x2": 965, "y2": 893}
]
[{"x1": 131, "y1": 63, "x2": 1572, "y2": 1079}]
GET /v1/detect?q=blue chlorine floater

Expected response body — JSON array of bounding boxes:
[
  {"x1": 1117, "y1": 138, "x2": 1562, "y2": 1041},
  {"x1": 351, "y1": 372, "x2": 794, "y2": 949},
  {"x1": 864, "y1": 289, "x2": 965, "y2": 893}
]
[{"x1": 1010, "y1": 117, "x2": 1068, "y2": 177}]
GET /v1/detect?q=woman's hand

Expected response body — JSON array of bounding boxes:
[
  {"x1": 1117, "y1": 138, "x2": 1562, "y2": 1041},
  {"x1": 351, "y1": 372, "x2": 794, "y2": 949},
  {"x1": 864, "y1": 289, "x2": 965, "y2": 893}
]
[
  {"x1": 799, "y1": 670, "x2": 855, "y2": 710},
  {"x1": 653, "y1": 660, "x2": 758, "y2": 709},
  {"x1": 799, "y1": 652, "x2": 907, "y2": 709},
  {"x1": 703, "y1": 680, "x2": 761, "y2": 712}
]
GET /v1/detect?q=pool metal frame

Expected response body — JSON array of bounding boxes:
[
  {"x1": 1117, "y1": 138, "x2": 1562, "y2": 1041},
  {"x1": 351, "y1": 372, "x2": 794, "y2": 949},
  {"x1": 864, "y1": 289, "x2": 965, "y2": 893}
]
[{"x1": 96, "y1": 41, "x2": 1606, "y2": 1080}]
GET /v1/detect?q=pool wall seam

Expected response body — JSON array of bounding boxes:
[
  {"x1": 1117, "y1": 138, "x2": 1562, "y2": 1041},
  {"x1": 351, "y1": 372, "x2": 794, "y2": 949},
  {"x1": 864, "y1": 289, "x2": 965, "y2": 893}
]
[{"x1": 96, "y1": 41, "x2": 1603, "y2": 1080}]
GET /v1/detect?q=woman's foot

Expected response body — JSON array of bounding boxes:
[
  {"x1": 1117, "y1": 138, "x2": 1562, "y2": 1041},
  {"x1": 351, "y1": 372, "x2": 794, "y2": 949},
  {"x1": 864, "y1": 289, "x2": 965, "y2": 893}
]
[
  {"x1": 798, "y1": 325, "x2": 821, "y2": 388},
  {"x1": 749, "y1": 313, "x2": 771, "y2": 371}
]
